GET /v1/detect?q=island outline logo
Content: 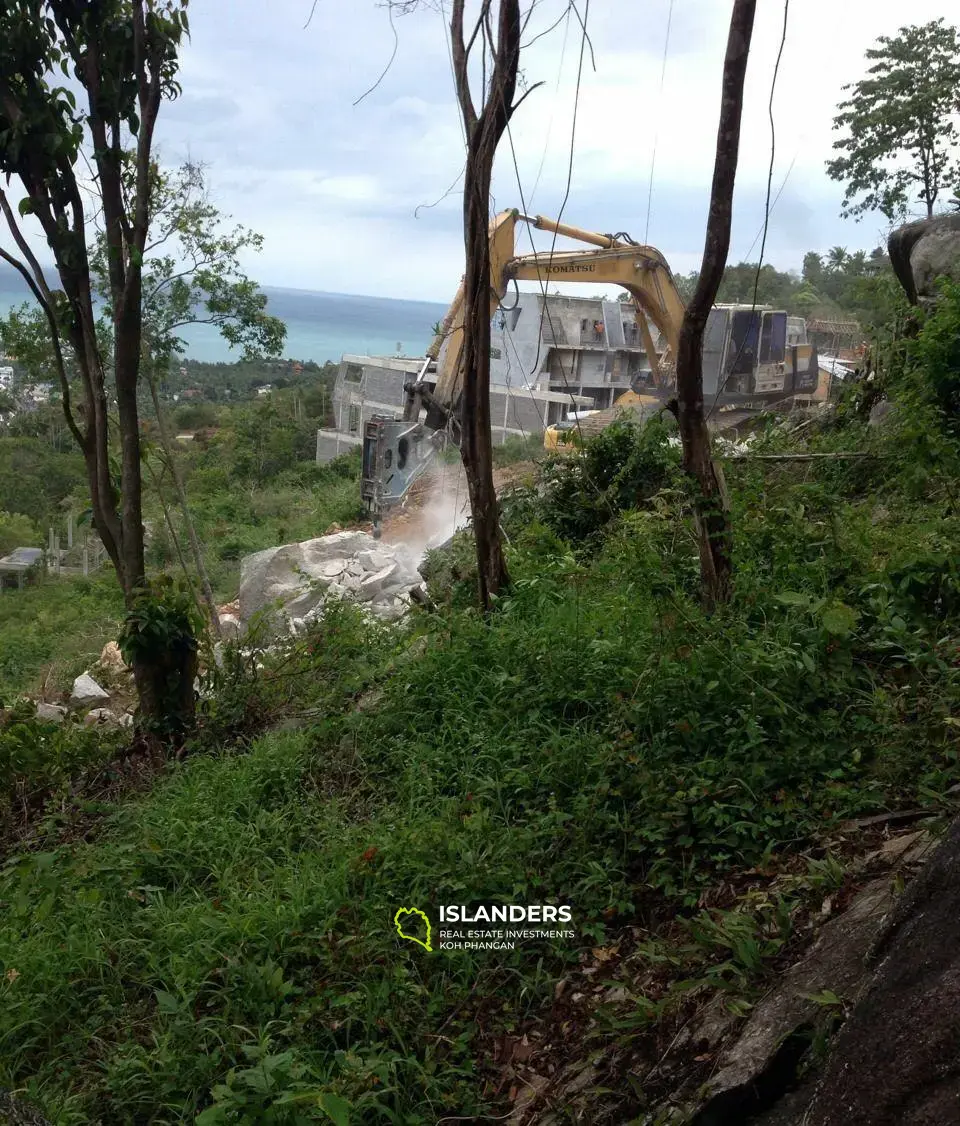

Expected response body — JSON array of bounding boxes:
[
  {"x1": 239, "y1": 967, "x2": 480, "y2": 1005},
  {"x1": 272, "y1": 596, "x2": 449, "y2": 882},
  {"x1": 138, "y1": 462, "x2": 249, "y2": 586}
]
[{"x1": 394, "y1": 906, "x2": 433, "y2": 952}]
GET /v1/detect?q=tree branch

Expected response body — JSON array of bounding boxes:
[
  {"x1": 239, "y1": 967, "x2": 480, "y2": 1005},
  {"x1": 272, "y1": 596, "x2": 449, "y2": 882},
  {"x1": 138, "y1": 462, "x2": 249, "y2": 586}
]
[
  {"x1": 0, "y1": 247, "x2": 86, "y2": 452},
  {"x1": 451, "y1": 0, "x2": 479, "y2": 134},
  {"x1": 0, "y1": 188, "x2": 53, "y2": 301}
]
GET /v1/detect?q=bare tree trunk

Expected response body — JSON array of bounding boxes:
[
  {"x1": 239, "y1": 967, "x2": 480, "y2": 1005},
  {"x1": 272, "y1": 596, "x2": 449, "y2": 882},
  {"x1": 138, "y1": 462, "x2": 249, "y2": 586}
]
[
  {"x1": 674, "y1": 0, "x2": 757, "y2": 608},
  {"x1": 147, "y1": 369, "x2": 222, "y2": 638},
  {"x1": 451, "y1": 0, "x2": 520, "y2": 610}
]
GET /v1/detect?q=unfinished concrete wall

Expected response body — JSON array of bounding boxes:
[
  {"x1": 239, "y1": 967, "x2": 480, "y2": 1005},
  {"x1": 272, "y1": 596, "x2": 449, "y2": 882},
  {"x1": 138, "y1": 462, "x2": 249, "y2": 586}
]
[
  {"x1": 489, "y1": 293, "x2": 658, "y2": 393},
  {"x1": 316, "y1": 430, "x2": 362, "y2": 464}
]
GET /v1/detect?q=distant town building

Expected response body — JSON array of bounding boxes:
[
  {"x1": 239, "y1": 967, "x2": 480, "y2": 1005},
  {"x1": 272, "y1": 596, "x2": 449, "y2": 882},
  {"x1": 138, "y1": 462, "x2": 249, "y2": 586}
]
[
  {"x1": 0, "y1": 366, "x2": 13, "y2": 392},
  {"x1": 21, "y1": 383, "x2": 53, "y2": 407}
]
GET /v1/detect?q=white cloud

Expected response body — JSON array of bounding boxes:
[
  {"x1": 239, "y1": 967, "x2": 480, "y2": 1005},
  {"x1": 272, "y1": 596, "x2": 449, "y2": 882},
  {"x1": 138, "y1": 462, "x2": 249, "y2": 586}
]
[{"x1": 4, "y1": 0, "x2": 957, "y2": 302}]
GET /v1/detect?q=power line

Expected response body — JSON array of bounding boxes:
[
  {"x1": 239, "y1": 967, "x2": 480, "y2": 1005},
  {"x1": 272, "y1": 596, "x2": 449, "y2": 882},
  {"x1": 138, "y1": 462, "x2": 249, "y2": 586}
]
[
  {"x1": 644, "y1": 0, "x2": 675, "y2": 245},
  {"x1": 528, "y1": 1, "x2": 572, "y2": 208},
  {"x1": 741, "y1": 148, "x2": 797, "y2": 262}
]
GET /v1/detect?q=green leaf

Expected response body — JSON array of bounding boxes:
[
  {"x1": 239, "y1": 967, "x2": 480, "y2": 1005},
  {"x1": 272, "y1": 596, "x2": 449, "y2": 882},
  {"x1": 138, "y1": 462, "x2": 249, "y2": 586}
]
[
  {"x1": 804, "y1": 989, "x2": 844, "y2": 1008},
  {"x1": 820, "y1": 603, "x2": 860, "y2": 637},
  {"x1": 17, "y1": 197, "x2": 34, "y2": 218},
  {"x1": 775, "y1": 591, "x2": 810, "y2": 607},
  {"x1": 154, "y1": 989, "x2": 180, "y2": 1013},
  {"x1": 317, "y1": 1094, "x2": 351, "y2": 1126}
]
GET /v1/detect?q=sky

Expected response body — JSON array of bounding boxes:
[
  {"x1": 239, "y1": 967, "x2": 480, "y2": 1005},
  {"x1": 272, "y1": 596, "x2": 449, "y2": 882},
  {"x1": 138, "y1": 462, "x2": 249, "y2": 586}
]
[{"x1": 6, "y1": 1, "x2": 959, "y2": 303}]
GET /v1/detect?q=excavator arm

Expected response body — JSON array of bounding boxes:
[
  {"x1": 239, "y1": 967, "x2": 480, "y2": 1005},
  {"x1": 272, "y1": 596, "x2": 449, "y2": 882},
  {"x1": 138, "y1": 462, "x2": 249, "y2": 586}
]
[
  {"x1": 360, "y1": 209, "x2": 686, "y2": 529},
  {"x1": 430, "y1": 210, "x2": 685, "y2": 415}
]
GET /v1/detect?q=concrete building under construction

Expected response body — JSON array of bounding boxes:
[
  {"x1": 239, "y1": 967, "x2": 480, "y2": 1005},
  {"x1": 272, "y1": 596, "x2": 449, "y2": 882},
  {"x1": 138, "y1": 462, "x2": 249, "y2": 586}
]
[
  {"x1": 316, "y1": 293, "x2": 660, "y2": 461},
  {"x1": 316, "y1": 293, "x2": 818, "y2": 463}
]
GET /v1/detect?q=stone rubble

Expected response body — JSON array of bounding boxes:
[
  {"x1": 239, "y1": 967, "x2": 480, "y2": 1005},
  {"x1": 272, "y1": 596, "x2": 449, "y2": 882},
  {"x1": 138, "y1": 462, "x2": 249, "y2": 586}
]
[
  {"x1": 70, "y1": 672, "x2": 111, "y2": 708},
  {"x1": 83, "y1": 707, "x2": 118, "y2": 728},
  {"x1": 239, "y1": 530, "x2": 431, "y2": 637},
  {"x1": 35, "y1": 702, "x2": 67, "y2": 724}
]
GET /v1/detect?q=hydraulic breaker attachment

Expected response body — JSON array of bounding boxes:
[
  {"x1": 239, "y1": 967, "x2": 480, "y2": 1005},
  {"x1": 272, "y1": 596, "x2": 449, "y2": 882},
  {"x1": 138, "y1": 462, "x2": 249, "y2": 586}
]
[{"x1": 361, "y1": 415, "x2": 444, "y2": 535}]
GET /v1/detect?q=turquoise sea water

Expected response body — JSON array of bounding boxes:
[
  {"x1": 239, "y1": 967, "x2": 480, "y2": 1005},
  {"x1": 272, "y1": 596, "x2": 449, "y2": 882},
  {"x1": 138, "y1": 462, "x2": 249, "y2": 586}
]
[{"x1": 0, "y1": 269, "x2": 447, "y2": 365}]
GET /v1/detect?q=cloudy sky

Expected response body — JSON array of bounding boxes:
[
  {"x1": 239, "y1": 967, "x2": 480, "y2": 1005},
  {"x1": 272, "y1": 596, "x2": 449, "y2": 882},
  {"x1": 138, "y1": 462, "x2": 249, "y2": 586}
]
[{"x1": 15, "y1": 0, "x2": 960, "y2": 303}]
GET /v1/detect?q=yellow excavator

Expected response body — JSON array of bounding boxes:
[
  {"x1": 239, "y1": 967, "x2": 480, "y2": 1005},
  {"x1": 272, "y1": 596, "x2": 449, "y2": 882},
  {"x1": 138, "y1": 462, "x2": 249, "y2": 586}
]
[
  {"x1": 360, "y1": 207, "x2": 818, "y2": 529},
  {"x1": 360, "y1": 208, "x2": 687, "y2": 529}
]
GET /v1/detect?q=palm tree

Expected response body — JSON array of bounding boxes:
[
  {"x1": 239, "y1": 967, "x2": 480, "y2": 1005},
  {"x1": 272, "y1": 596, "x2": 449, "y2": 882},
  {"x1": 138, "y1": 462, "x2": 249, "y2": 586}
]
[
  {"x1": 827, "y1": 246, "x2": 849, "y2": 272},
  {"x1": 847, "y1": 250, "x2": 867, "y2": 276}
]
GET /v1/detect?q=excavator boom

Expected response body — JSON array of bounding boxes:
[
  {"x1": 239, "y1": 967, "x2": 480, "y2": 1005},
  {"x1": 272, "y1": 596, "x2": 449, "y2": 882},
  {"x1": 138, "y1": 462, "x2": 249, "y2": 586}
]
[{"x1": 360, "y1": 208, "x2": 687, "y2": 528}]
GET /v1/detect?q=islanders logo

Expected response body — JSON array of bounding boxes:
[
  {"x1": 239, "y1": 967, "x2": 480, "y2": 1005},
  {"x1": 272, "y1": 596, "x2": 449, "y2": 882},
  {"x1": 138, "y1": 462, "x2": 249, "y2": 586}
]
[{"x1": 394, "y1": 906, "x2": 433, "y2": 952}]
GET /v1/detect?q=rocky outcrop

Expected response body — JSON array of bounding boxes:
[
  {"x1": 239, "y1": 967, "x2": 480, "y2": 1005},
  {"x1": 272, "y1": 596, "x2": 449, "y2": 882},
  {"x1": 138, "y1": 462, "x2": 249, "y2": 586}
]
[
  {"x1": 690, "y1": 878, "x2": 896, "y2": 1124},
  {"x1": 239, "y1": 531, "x2": 427, "y2": 636},
  {"x1": 792, "y1": 815, "x2": 960, "y2": 1126},
  {"x1": 888, "y1": 212, "x2": 960, "y2": 305}
]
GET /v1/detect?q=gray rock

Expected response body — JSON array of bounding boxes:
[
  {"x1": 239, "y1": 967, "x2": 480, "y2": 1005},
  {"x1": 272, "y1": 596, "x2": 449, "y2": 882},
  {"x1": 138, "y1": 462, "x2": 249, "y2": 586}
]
[
  {"x1": 218, "y1": 614, "x2": 241, "y2": 641},
  {"x1": 70, "y1": 672, "x2": 110, "y2": 708},
  {"x1": 119, "y1": 712, "x2": 135, "y2": 729},
  {"x1": 794, "y1": 817, "x2": 960, "y2": 1126},
  {"x1": 358, "y1": 549, "x2": 394, "y2": 572},
  {"x1": 83, "y1": 707, "x2": 117, "y2": 727},
  {"x1": 239, "y1": 533, "x2": 376, "y2": 622},
  {"x1": 357, "y1": 563, "x2": 399, "y2": 602},
  {"x1": 239, "y1": 529, "x2": 423, "y2": 637},
  {"x1": 869, "y1": 399, "x2": 895, "y2": 427},
  {"x1": 690, "y1": 878, "x2": 894, "y2": 1122},
  {"x1": 370, "y1": 598, "x2": 406, "y2": 622},
  {"x1": 35, "y1": 702, "x2": 66, "y2": 723},
  {"x1": 889, "y1": 212, "x2": 960, "y2": 306}
]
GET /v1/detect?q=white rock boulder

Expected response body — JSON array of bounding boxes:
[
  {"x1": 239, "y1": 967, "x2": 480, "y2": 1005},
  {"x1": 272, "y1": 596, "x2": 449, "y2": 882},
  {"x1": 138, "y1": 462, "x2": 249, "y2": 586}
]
[
  {"x1": 239, "y1": 529, "x2": 427, "y2": 636},
  {"x1": 70, "y1": 672, "x2": 111, "y2": 708}
]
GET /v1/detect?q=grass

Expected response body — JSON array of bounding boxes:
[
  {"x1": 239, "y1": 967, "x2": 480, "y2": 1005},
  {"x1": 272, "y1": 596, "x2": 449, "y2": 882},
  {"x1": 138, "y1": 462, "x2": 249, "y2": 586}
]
[
  {"x1": 0, "y1": 574, "x2": 123, "y2": 701},
  {"x1": 4, "y1": 373, "x2": 960, "y2": 1122}
]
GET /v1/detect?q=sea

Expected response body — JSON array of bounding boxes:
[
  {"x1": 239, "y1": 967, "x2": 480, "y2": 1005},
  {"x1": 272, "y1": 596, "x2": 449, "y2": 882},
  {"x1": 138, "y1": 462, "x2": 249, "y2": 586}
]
[{"x1": 0, "y1": 265, "x2": 447, "y2": 365}]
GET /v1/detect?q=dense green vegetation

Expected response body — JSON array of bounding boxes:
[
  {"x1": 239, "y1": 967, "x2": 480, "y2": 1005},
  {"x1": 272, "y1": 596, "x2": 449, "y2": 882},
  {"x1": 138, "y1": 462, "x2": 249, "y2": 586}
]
[
  {"x1": 675, "y1": 245, "x2": 901, "y2": 330},
  {"x1": 0, "y1": 369, "x2": 364, "y2": 700},
  {"x1": 1, "y1": 285, "x2": 959, "y2": 1122}
]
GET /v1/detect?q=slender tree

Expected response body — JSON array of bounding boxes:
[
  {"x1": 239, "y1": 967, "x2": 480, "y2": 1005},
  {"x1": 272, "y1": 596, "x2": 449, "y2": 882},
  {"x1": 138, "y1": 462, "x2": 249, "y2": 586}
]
[
  {"x1": 673, "y1": 0, "x2": 757, "y2": 608},
  {"x1": 0, "y1": 0, "x2": 195, "y2": 733},
  {"x1": 2, "y1": 161, "x2": 285, "y2": 641},
  {"x1": 450, "y1": 0, "x2": 522, "y2": 609},
  {"x1": 827, "y1": 19, "x2": 960, "y2": 221}
]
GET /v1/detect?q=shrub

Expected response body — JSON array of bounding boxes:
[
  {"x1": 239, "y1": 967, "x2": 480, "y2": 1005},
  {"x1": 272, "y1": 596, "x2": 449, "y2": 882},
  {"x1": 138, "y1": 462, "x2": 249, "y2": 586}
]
[{"x1": 502, "y1": 414, "x2": 682, "y2": 547}]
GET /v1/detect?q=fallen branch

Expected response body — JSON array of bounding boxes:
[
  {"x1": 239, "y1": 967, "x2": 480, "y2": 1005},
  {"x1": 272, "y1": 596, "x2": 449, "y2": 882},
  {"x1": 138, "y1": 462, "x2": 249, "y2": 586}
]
[{"x1": 721, "y1": 452, "x2": 891, "y2": 461}]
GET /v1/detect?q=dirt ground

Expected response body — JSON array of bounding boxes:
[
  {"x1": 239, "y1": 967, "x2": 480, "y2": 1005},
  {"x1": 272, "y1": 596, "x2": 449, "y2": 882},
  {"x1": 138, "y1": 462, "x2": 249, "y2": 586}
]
[{"x1": 343, "y1": 460, "x2": 537, "y2": 551}]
